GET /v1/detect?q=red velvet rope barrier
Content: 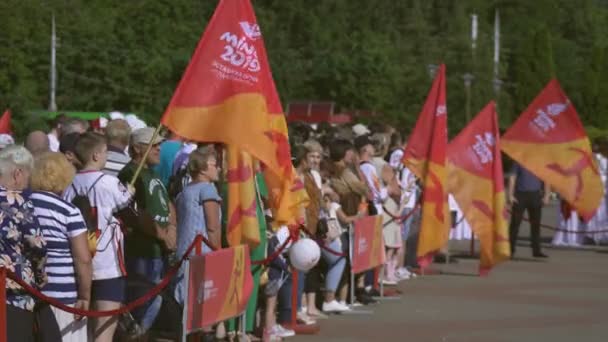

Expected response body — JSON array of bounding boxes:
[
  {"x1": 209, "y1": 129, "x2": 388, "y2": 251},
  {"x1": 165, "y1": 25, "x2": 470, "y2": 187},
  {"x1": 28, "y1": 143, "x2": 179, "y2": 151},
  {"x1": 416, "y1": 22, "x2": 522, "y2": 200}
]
[
  {"x1": 299, "y1": 226, "x2": 347, "y2": 257},
  {"x1": 382, "y1": 201, "x2": 421, "y2": 224},
  {"x1": 5, "y1": 234, "x2": 202, "y2": 318},
  {"x1": 251, "y1": 231, "x2": 294, "y2": 266},
  {"x1": 511, "y1": 210, "x2": 608, "y2": 234}
]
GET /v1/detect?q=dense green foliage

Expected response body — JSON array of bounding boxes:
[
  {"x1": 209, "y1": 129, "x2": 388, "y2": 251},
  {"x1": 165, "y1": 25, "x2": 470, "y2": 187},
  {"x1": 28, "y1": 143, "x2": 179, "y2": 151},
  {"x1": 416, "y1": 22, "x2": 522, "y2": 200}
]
[{"x1": 1, "y1": 0, "x2": 607, "y2": 139}]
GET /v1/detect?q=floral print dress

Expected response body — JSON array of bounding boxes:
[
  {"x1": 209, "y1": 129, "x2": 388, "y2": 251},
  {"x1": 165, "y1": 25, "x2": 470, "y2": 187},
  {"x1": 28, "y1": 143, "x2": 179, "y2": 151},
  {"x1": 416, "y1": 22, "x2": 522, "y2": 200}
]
[{"x1": 0, "y1": 187, "x2": 47, "y2": 311}]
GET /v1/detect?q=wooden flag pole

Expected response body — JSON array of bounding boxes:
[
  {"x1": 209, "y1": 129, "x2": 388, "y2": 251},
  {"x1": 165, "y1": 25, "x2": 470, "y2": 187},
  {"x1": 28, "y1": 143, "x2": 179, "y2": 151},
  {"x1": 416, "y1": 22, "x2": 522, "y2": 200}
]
[{"x1": 129, "y1": 123, "x2": 163, "y2": 187}]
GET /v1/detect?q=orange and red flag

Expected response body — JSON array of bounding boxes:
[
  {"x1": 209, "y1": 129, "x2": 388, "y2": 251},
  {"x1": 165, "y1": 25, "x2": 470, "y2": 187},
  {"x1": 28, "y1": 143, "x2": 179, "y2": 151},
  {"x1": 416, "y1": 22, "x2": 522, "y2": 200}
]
[
  {"x1": 0, "y1": 110, "x2": 12, "y2": 134},
  {"x1": 403, "y1": 64, "x2": 449, "y2": 268},
  {"x1": 225, "y1": 146, "x2": 259, "y2": 247},
  {"x1": 161, "y1": 0, "x2": 293, "y2": 210},
  {"x1": 501, "y1": 79, "x2": 603, "y2": 221},
  {"x1": 447, "y1": 101, "x2": 510, "y2": 275}
]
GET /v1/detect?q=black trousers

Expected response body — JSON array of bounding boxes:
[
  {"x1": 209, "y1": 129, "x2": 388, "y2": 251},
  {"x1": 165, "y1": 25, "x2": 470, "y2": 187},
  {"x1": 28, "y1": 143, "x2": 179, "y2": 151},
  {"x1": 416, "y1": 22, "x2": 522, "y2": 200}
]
[
  {"x1": 509, "y1": 191, "x2": 543, "y2": 255},
  {"x1": 7, "y1": 305, "x2": 34, "y2": 342}
]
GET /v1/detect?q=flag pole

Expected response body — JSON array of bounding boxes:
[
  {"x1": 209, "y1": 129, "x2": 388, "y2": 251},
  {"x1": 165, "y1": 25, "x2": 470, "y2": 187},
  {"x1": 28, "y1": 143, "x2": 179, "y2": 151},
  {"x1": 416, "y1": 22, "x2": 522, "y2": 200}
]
[{"x1": 129, "y1": 123, "x2": 163, "y2": 187}]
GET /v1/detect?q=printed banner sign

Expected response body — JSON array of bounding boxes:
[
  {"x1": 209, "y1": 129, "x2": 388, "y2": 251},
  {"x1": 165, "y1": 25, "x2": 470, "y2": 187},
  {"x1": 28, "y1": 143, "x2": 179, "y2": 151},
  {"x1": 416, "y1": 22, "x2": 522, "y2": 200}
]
[
  {"x1": 351, "y1": 215, "x2": 385, "y2": 274},
  {"x1": 185, "y1": 245, "x2": 253, "y2": 332}
]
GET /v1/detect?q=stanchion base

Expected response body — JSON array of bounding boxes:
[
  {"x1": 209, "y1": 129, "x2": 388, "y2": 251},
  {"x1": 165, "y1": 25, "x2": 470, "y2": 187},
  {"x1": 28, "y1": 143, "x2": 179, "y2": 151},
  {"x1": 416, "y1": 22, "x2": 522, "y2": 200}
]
[
  {"x1": 289, "y1": 323, "x2": 320, "y2": 335},
  {"x1": 382, "y1": 288, "x2": 402, "y2": 297}
]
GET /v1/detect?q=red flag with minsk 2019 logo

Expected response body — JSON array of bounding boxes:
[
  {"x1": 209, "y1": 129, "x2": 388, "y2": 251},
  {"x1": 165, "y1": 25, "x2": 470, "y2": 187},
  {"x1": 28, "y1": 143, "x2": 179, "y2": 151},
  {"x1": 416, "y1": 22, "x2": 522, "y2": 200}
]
[
  {"x1": 161, "y1": 0, "x2": 294, "y2": 220},
  {"x1": 403, "y1": 64, "x2": 449, "y2": 268},
  {"x1": 447, "y1": 101, "x2": 510, "y2": 275},
  {"x1": 501, "y1": 79, "x2": 603, "y2": 221},
  {"x1": 185, "y1": 245, "x2": 253, "y2": 332}
]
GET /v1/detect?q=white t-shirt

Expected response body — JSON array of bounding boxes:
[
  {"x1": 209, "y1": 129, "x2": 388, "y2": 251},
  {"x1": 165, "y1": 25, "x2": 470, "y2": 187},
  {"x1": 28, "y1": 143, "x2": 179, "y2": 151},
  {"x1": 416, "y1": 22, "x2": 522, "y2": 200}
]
[
  {"x1": 389, "y1": 148, "x2": 405, "y2": 170},
  {"x1": 595, "y1": 153, "x2": 607, "y2": 184},
  {"x1": 359, "y1": 161, "x2": 388, "y2": 214},
  {"x1": 399, "y1": 166, "x2": 418, "y2": 208},
  {"x1": 48, "y1": 133, "x2": 60, "y2": 152},
  {"x1": 448, "y1": 194, "x2": 459, "y2": 211},
  {"x1": 310, "y1": 169, "x2": 322, "y2": 190},
  {"x1": 63, "y1": 171, "x2": 132, "y2": 280}
]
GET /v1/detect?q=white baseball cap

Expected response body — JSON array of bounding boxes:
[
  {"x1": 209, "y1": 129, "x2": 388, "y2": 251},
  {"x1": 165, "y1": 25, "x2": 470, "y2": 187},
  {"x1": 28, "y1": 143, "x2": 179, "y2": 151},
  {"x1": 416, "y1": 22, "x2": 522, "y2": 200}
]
[{"x1": 352, "y1": 123, "x2": 371, "y2": 137}]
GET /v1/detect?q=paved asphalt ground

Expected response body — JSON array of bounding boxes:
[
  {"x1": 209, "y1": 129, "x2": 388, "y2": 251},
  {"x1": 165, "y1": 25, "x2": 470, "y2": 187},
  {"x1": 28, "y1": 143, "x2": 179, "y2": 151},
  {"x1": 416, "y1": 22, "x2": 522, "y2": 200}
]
[{"x1": 293, "y1": 204, "x2": 608, "y2": 342}]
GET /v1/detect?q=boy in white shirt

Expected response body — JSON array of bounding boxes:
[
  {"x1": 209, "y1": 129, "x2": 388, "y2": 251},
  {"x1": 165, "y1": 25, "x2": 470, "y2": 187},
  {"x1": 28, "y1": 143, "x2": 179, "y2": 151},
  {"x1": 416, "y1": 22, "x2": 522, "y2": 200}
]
[
  {"x1": 63, "y1": 132, "x2": 133, "y2": 342},
  {"x1": 355, "y1": 135, "x2": 402, "y2": 284}
]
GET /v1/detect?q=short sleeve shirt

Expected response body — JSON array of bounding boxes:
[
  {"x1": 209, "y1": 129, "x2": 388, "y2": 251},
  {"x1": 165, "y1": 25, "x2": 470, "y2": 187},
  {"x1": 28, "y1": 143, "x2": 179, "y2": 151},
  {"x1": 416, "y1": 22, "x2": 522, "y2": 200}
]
[
  {"x1": 31, "y1": 191, "x2": 87, "y2": 304},
  {"x1": 176, "y1": 182, "x2": 221, "y2": 256},
  {"x1": 63, "y1": 171, "x2": 132, "y2": 279},
  {"x1": 0, "y1": 187, "x2": 47, "y2": 311},
  {"x1": 118, "y1": 162, "x2": 171, "y2": 258},
  {"x1": 510, "y1": 163, "x2": 543, "y2": 192}
]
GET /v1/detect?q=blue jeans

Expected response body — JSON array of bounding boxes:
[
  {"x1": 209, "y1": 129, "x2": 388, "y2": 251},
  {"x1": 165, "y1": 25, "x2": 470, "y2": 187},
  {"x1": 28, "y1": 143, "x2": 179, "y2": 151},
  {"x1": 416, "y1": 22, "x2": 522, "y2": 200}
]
[
  {"x1": 126, "y1": 257, "x2": 165, "y2": 331},
  {"x1": 321, "y1": 239, "x2": 346, "y2": 292}
]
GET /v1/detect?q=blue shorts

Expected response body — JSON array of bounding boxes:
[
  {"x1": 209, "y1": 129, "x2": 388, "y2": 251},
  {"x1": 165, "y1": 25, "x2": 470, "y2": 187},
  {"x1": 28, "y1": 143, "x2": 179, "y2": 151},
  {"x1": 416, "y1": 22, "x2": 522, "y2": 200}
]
[{"x1": 92, "y1": 277, "x2": 127, "y2": 303}]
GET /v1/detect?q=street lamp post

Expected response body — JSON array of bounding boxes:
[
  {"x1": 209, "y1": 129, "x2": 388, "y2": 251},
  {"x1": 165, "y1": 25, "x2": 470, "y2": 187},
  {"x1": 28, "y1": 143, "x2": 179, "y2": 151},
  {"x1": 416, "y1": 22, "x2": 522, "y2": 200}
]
[
  {"x1": 427, "y1": 63, "x2": 439, "y2": 80},
  {"x1": 463, "y1": 73, "x2": 475, "y2": 123}
]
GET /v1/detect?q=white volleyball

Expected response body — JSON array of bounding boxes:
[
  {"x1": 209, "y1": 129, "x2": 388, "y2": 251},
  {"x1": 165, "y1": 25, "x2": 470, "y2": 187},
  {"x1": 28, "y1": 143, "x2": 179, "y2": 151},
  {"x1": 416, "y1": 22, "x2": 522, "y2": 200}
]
[{"x1": 289, "y1": 238, "x2": 320, "y2": 272}]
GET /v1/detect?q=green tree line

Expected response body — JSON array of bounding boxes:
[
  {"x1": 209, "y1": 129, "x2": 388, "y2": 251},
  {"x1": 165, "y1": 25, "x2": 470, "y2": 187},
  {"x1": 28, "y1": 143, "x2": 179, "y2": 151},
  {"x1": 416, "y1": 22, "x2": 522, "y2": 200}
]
[{"x1": 1, "y1": 0, "x2": 607, "y2": 139}]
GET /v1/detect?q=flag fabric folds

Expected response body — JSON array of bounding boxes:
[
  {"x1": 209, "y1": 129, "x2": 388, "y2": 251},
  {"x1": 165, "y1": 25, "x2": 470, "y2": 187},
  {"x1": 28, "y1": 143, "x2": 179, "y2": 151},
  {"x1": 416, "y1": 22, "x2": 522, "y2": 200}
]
[
  {"x1": 225, "y1": 146, "x2": 260, "y2": 247},
  {"x1": 403, "y1": 63, "x2": 449, "y2": 268},
  {"x1": 0, "y1": 110, "x2": 11, "y2": 134},
  {"x1": 447, "y1": 101, "x2": 510, "y2": 275},
  {"x1": 501, "y1": 79, "x2": 603, "y2": 221},
  {"x1": 160, "y1": 0, "x2": 295, "y2": 225}
]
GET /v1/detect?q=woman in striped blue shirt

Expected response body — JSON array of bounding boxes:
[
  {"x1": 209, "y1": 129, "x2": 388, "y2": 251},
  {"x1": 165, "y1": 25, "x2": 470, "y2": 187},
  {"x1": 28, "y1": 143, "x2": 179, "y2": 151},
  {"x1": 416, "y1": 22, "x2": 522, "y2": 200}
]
[{"x1": 30, "y1": 152, "x2": 92, "y2": 342}]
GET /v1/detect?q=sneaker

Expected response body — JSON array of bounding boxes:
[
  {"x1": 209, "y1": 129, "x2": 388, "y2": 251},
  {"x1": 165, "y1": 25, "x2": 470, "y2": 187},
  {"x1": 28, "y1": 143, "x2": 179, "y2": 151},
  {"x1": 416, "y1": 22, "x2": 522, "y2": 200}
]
[
  {"x1": 395, "y1": 269, "x2": 411, "y2": 280},
  {"x1": 397, "y1": 267, "x2": 410, "y2": 276},
  {"x1": 296, "y1": 312, "x2": 316, "y2": 325},
  {"x1": 268, "y1": 324, "x2": 296, "y2": 338},
  {"x1": 276, "y1": 325, "x2": 296, "y2": 337},
  {"x1": 322, "y1": 300, "x2": 350, "y2": 313},
  {"x1": 337, "y1": 301, "x2": 351, "y2": 311},
  {"x1": 381, "y1": 278, "x2": 398, "y2": 286}
]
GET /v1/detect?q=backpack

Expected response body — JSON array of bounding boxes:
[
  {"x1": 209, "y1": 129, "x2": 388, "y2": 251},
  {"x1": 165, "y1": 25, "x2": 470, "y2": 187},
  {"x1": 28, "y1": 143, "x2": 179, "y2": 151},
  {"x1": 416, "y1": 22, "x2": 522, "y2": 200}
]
[{"x1": 71, "y1": 175, "x2": 105, "y2": 257}]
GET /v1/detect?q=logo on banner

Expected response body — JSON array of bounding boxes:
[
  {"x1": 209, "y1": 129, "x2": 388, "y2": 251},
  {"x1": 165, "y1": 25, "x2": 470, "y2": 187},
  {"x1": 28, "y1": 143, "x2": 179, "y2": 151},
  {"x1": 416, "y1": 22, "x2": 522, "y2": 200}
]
[
  {"x1": 239, "y1": 22, "x2": 261, "y2": 40},
  {"x1": 212, "y1": 20, "x2": 262, "y2": 83},
  {"x1": 471, "y1": 132, "x2": 494, "y2": 165},
  {"x1": 197, "y1": 280, "x2": 218, "y2": 304},
  {"x1": 435, "y1": 105, "x2": 447, "y2": 117},
  {"x1": 358, "y1": 237, "x2": 368, "y2": 254},
  {"x1": 530, "y1": 101, "x2": 569, "y2": 135}
]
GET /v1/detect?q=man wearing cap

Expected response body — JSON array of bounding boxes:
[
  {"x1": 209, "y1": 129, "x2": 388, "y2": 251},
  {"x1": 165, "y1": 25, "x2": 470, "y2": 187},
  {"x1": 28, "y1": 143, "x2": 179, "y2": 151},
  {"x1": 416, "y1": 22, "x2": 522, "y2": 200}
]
[{"x1": 117, "y1": 127, "x2": 177, "y2": 335}]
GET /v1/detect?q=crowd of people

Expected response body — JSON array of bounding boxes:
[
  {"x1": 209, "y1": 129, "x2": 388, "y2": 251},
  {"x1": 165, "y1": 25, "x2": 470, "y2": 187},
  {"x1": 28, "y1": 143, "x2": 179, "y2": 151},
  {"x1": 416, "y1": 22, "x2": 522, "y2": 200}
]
[{"x1": 0, "y1": 114, "x2": 607, "y2": 342}]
